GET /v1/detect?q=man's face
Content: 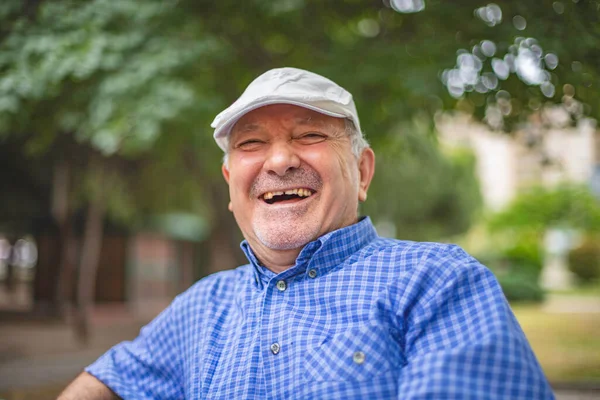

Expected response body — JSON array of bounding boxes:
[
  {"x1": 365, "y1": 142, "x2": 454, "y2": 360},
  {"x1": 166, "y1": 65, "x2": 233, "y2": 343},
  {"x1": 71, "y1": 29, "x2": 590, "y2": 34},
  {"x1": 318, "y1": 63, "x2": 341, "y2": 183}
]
[{"x1": 222, "y1": 104, "x2": 374, "y2": 254}]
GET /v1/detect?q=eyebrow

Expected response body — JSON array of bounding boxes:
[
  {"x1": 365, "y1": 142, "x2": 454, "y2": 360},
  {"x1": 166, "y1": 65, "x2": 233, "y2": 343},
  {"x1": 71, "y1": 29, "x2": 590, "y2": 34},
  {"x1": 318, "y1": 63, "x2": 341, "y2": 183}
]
[
  {"x1": 294, "y1": 116, "x2": 329, "y2": 127},
  {"x1": 235, "y1": 116, "x2": 327, "y2": 133},
  {"x1": 235, "y1": 123, "x2": 261, "y2": 133}
]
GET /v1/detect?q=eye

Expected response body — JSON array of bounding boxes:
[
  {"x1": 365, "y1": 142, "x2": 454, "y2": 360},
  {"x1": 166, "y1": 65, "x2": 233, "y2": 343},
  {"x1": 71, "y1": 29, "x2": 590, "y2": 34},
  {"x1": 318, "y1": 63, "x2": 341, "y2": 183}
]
[
  {"x1": 295, "y1": 132, "x2": 327, "y2": 144},
  {"x1": 236, "y1": 139, "x2": 265, "y2": 151}
]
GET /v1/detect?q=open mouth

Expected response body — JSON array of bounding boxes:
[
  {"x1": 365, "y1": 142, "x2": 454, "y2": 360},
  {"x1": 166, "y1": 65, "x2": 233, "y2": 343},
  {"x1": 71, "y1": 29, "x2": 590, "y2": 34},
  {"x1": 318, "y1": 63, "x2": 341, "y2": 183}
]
[{"x1": 261, "y1": 188, "x2": 314, "y2": 205}]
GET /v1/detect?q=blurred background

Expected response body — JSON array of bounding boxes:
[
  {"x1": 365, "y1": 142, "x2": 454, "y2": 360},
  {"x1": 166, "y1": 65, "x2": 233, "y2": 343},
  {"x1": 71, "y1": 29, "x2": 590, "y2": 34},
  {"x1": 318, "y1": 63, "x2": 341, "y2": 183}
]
[{"x1": 0, "y1": 0, "x2": 599, "y2": 398}]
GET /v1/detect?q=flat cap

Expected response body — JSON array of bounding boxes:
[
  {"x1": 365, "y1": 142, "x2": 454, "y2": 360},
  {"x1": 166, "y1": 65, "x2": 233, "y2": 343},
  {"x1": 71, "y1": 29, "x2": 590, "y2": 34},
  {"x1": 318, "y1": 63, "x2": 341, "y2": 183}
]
[{"x1": 211, "y1": 67, "x2": 361, "y2": 151}]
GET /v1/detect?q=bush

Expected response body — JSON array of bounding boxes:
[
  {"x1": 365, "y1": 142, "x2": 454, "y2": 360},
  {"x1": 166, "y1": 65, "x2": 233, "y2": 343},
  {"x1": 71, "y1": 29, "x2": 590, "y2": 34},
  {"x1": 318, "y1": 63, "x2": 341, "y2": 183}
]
[
  {"x1": 502, "y1": 237, "x2": 543, "y2": 279},
  {"x1": 478, "y1": 235, "x2": 546, "y2": 303},
  {"x1": 568, "y1": 237, "x2": 600, "y2": 284},
  {"x1": 487, "y1": 185, "x2": 600, "y2": 233},
  {"x1": 497, "y1": 273, "x2": 545, "y2": 303},
  {"x1": 477, "y1": 233, "x2": 543, "y2": 278}
]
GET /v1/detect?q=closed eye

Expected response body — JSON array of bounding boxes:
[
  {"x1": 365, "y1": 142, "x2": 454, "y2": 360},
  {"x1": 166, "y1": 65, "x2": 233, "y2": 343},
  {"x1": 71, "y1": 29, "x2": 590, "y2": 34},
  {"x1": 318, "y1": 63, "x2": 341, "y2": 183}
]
[
  {"x1": 236, "y1": 139, "x2": 265, "y2": 150},
  {"x1": 295, "y1": 133, "x2": 328, "y2": 144}
]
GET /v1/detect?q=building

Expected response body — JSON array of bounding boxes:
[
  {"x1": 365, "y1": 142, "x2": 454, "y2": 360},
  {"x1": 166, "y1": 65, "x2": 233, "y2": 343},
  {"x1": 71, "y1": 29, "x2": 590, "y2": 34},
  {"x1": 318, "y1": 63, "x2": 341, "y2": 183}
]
[
  {"x1": 437, "y1": 111, "x2": 598, "y2": 211},
  {"x1": 437, "y1": 110, "x2": 599, "y2": 289}
]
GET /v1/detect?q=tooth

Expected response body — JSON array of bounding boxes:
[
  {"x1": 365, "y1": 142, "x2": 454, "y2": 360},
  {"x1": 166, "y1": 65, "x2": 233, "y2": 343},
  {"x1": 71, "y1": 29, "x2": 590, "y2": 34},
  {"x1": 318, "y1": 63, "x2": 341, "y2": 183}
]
[
  {"x1": 306, "y1": 189, "x2": 312, "y2": 196},
  {"x1": 285, "y1": 190, "x2": 294, "y2": 195},
  {"x1": 274, "y1": 191, "x2": 283, "y2": 196},
  {"x1": 292, "y1": 189, "x2": 298, "y2": 195},
  {"x1": 265, "y1": 192, "x2": 273, "y2": 200},
  {"x1": 298, "y1": 189, "x2": 304, "y2": 197}
]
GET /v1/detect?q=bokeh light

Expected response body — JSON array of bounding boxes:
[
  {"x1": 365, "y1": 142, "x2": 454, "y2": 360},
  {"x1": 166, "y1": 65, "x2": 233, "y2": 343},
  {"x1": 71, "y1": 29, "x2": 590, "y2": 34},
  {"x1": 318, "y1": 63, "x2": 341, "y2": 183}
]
[
  {"x1": 475, "y1": 3, "x2": 502, "y2": 27},
  {"x1": 442, "y1": 36, "x2": 559, "y2": 101},
  {"x1": 512, "y1": 15, "x2": 527, "y2": 30},
  {"x1": 390, "y1": 0, "x2": 425, "y2": 14}
]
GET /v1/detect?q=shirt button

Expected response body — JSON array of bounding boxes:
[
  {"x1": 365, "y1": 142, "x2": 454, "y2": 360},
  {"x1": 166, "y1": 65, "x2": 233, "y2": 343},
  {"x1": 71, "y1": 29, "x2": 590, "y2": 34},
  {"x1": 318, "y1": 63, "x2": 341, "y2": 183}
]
[
  {"x1": 308, "y1": 269, "x2": 317, "y2": 279},
  {"x1": 276, "y1": 280, "x2": 287, "y2": 291},
  {"x1": 270, "y1": 342, "x2": 281, "y2": 355},
  {"x1": 353, "y1": 351, "x2": 366, "y2": 365}
]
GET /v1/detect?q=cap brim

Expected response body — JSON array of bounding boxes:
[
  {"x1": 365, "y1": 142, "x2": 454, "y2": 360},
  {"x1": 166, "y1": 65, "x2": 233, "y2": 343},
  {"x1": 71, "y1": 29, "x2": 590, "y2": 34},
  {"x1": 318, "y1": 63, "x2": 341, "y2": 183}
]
[{"x1": 213, "y1": 98, "x2": 347, "y2": 151}]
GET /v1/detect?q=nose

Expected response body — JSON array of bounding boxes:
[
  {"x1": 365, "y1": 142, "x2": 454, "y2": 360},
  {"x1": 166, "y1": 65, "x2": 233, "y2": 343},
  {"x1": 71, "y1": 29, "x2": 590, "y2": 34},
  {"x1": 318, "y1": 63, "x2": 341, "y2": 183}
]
[{"x1": 264, "y1": 140, "x2": 300, "y2": 176}]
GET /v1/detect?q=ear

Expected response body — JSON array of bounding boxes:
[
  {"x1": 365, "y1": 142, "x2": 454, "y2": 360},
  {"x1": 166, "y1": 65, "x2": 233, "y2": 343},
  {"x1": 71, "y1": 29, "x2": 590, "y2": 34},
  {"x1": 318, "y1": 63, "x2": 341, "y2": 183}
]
[
  {"x1": 222, "y1": 163, "x2": 230, "y2": 184},
  {"x1": 357, "y1": 148, "x2": 375, "y2": 202},
  {"x1": 221, "y1": 164, "x2": 233, "y2": 212}
]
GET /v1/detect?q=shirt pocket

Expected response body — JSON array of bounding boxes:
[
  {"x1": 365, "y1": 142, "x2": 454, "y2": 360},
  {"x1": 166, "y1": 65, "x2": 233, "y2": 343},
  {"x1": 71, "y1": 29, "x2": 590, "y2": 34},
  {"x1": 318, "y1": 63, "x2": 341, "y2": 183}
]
[{"x1": 303, "y1": 324, "x2": 402, "y2": 382}]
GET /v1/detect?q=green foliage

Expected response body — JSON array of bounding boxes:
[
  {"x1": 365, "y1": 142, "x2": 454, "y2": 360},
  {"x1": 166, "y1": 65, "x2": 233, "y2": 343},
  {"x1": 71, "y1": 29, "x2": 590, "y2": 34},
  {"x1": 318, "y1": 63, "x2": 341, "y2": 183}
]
[
  {"x1": 497, "y1": 273, "x2": 546, "y2": 303},
  {"x1": 364, "y1": 119, "x2": 482, "y2": 240},
  {"x1": 3, "y1": 0, "x2": 599, "y2": 150},
  {"x1": 484, "y1": 185, "x2": 600, "y2": 298},
  {"x1": 568, "y1": 236, "x2": 600, "y2": 284},
  {"x1": 476, "y1": 231, "x2": 545, "y2": 302},
  {"x1": 481, "y1": 184, "x2": 600, "y2": 301},
  {"x1": 0, "y1": 0, "x2": 210, "y2": 155},
  {"x1": 1, "y1": 0, "x2": 599, "y2": 236},
  {"x1": 436, "y1": 1, "x2": 600, "y2": 131},
  {"x1": 488, "y1": 185, "x2": 600, "y2": 233},
  {"x1": 502, "y1": 233, "x2": 544, "y2": 278}
]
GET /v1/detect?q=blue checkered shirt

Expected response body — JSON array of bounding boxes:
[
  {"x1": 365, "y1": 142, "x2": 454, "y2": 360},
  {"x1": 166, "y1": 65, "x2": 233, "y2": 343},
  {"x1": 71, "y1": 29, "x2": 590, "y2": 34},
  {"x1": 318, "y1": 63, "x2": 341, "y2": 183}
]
[{"x1": 86, "y1": 217, "x2": 554, "y2": 399}]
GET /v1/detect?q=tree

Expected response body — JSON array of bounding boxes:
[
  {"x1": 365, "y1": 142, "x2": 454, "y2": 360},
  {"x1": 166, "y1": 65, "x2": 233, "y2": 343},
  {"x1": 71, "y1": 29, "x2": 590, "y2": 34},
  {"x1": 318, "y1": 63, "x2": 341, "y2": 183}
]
[
  {"x1": 0, "y1": 0, "x2": 213, "y2": 340},
  {"x1": 488, "y1": 184, "x2": 600, "y2": 233},
  {"x1": 363, "y1": 119, "x2": 482, "y2": 240},
  {"x1": 435, "y1": 0, "x2": 600, "y2": 131},
  {"x1": 1, "y1": 0, "x2": 598, "y2": 339}
]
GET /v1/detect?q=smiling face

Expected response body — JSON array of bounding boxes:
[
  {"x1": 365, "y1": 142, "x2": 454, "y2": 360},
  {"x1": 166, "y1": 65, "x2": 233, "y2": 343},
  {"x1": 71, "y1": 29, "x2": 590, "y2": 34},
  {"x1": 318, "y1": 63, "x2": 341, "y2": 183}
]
[{"x1": 222, "y1": 104, "x2": 375, "y2": 271}]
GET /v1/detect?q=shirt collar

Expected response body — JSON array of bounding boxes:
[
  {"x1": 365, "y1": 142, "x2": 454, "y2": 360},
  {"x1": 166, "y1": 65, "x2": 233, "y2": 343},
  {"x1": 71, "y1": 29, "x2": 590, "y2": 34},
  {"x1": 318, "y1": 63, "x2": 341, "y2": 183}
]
[{"x1": 240, "y1": 216, "x2": 378, "y2": 289}]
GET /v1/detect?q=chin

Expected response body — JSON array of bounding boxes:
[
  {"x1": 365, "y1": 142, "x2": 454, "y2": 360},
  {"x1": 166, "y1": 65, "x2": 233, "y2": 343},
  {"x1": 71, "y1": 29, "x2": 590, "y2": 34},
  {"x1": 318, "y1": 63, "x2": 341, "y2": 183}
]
[{"x1": 253, "y1": 223, "x2": 319, "y2": 250}]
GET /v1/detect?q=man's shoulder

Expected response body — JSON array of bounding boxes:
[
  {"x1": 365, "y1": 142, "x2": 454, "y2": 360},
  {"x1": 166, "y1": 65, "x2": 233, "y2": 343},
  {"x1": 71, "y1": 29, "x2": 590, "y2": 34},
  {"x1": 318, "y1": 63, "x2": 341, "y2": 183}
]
[
  {"x1": 171, "y1": 264, "x2": 254, "y2": 308},
  {"x1": 359, "y1": 238, "x2": 481, "y2": 273},
  {"x1": 360, "y1": 239, "x2": 500, "y2": 313}
]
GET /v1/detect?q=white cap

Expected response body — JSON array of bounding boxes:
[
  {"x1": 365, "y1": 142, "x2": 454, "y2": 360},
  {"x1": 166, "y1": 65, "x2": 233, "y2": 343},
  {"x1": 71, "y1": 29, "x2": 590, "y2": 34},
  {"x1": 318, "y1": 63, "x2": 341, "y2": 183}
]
[{"x1": 211, "y1": 67, "x2": 361, "y2": 151}]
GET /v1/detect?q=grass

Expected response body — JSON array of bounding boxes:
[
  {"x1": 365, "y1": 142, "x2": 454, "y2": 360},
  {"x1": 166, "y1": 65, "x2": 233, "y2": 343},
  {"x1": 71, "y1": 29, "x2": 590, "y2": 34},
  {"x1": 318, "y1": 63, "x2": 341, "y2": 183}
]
[
  {"x1": 551, "y1": 281, "x2": 600, "y2": 297},
  {"x1": 513, "y1": 302, "x2": 600, "y2": 382}
]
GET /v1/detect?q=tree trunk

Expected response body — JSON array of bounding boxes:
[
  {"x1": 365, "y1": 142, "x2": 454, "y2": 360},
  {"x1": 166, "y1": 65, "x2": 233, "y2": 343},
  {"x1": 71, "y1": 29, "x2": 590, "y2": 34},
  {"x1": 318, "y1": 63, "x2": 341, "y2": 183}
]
[
  {"x1": 53, "y1": 160, "x2": 76, "y2": 318},
  {"x1": 73, "y1": 168, "x2": 106, "y2": 344},
  {"x1": 178, "y1": 241, "x2": 195, "y2": 292},
  {"x1": 182, "y1": 149, "x2": 246, "y2": 276},
  {"x1": 4, "y1": 237, "x2": 16, "y2": 293},
  {"x1": 206, "y1": 181, "x2": 246, "y2": 274}
]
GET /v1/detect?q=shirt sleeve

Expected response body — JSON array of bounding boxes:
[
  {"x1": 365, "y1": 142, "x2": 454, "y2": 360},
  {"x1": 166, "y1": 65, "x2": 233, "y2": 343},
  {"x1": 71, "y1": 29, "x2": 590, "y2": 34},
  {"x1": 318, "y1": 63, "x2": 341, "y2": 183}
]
[
  {"x1": 396, "y1": 245, "x2": 555, "y2": 399},
  {"x1": 85, "y1": 297, "x2": 185, "y2": 400}
]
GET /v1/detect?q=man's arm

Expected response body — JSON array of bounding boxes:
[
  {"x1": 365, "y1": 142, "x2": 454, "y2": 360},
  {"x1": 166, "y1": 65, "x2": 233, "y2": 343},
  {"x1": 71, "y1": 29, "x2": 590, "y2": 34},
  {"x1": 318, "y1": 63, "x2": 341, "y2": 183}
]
[
  {"x1": 396, "y1": 245, "x2": 554, "y2": 399},
  {"x1": 57, "y1": 372, "x2": 120, "y2": 400},
  {"x1": 64, "y1": 294, "x2": 186, "y2": 399}
]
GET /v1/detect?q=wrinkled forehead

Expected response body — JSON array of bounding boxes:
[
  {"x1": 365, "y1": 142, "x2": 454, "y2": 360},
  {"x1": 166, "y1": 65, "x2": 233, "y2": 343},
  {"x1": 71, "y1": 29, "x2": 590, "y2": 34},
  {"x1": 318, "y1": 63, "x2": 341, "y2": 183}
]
[{"x1": 231, "y1": 104, "x2": 345, "y2": 135}]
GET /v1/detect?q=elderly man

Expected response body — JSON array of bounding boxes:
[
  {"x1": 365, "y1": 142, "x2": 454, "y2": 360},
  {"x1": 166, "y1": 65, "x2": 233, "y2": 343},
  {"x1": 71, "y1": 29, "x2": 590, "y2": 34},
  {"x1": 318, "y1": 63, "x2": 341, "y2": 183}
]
[{"x1": 60, "y1": 67, "x2": 554, "y2": 399}]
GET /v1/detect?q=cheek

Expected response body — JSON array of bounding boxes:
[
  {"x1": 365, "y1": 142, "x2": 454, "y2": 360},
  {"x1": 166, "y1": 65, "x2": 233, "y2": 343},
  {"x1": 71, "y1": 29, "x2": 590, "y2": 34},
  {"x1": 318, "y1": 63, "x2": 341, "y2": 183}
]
[
  {"x1": 332, "y1": 149, "x2": 358, "y2": 189},
  {"x1": 228, "y1": 155, "x2": 263, "y2": 191},
  {"x1": 300, "y1": 145, "x2": 357, "y2": 188},
  {"x1": 230, "y1": 154, "x2": 261, "y2": 174}
]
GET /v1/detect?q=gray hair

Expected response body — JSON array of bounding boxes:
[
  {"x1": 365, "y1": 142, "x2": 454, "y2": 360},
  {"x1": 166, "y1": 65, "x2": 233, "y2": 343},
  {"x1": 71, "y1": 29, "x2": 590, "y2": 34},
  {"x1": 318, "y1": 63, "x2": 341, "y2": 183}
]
[
  {"x1": 345, "y1": 119, "x2": 370, "y2": 158},
  {"x1": 222, "y1": 118, "x2": 369, "y2": 167}
]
